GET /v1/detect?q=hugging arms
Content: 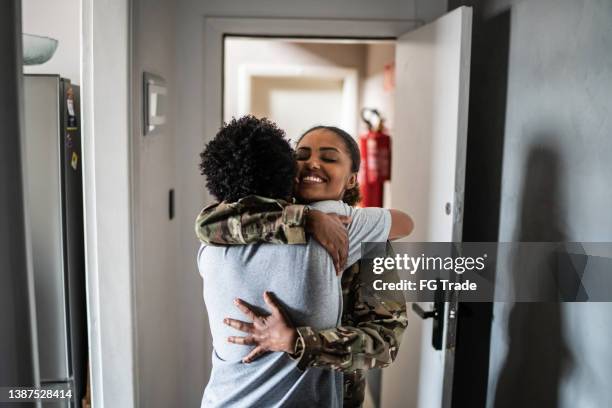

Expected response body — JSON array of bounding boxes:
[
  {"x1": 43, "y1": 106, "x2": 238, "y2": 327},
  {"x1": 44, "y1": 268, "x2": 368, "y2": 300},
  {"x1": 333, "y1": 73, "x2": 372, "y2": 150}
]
[{"x1": 196, "y1": 196, "x2": 411, "y2": 405}]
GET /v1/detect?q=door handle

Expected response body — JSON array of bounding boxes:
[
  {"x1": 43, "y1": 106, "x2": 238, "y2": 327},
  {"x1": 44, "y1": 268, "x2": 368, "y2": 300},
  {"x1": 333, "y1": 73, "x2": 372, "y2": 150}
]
[
  {"x1": 412, "y1": 303, "x2": 438, "y2": 319},
  {"x1": 411, "y1": 299, "x2": 444, "y2": 350}
]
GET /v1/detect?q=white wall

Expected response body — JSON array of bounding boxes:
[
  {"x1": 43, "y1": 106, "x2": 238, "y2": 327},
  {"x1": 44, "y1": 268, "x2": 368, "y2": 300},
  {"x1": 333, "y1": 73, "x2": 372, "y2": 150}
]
[
  {"x1": 22, "y1": 0, "x2": 80, "y2": 83},
  {"x1": 250, "y1": 76, "x2": 345, "y2": 139},
  {"x1": 175, "y1": 0, "x2": 448, "y2": 397}
]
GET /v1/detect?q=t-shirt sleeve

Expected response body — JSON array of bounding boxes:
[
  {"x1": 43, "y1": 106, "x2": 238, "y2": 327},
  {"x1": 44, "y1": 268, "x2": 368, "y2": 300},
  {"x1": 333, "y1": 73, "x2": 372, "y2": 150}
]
[
  {"x1": 346, "y1": 207, "x2": 391, "y2": 267},
  {"x1": 196, "y1": 244, "x2": 207, "y2": 277}
]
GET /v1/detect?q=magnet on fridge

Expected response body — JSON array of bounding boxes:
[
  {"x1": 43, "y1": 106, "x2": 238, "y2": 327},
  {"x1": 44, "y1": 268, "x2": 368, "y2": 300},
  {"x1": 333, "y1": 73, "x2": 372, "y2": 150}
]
[
  {"x1": 65, "y1": 133, "x2": 73, "y2": 148},
  {"x1": 66, "y1": 86, "x2": 78, "y2": 127},
  {"x1": 66, "y1": 86, "x2": 76, "y2": 117},
  {"x1": 71, "y1": 152, "x2": 79, "y2": 170}
]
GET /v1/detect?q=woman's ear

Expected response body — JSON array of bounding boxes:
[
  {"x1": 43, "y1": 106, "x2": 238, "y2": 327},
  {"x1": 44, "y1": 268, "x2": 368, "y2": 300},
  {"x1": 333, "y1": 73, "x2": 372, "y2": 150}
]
[{"x1": 346, "y1": 173, "x2": 358, "y2": 189}]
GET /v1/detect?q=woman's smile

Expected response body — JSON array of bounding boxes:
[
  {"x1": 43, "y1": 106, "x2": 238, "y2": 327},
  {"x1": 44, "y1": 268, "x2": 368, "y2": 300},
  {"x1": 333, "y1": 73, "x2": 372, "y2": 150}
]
[
  {"x1": 298, "y1": 170, "x2": 328, "y2": 185},
  {"x1": 301, "y1": 175, "x2": 325, "y2": 184}
]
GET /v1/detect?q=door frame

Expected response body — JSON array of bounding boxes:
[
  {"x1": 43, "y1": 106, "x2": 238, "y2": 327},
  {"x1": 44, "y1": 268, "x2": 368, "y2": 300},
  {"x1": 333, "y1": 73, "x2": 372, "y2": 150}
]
[
  {"x1": 203, "y1": 18, "x2": 420, "y2": 405},
  {"x1": 81, "y1": 0, "x2": 137, "y2": 407}
]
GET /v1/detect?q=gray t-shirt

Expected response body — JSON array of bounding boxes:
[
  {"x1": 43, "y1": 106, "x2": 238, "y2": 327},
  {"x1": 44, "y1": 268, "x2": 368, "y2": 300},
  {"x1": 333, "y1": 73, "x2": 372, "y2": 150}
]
[{"x1": 198, "y1": 200, "x2": 391, "y2": 407}]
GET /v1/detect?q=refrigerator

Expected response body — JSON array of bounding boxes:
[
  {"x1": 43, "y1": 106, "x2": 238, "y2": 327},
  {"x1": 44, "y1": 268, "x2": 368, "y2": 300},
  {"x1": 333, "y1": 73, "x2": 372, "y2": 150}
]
[{"x1": 22, "y1": 75, "x2": 88, "y2": 407}]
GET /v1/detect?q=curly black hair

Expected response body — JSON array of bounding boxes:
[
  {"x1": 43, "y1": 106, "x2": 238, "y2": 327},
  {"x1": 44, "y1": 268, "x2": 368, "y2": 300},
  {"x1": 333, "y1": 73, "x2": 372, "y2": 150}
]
[{"x1": 199, "y1": 115, "x2": 296, "y2": 202}]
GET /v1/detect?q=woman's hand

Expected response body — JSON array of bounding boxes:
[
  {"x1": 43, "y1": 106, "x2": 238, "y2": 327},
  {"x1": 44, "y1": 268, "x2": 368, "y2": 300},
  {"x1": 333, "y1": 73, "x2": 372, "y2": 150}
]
[
  {"x1": 305, "y1": 209, "x2": 351, "y2": 275},
  {"x1": 224, "y1": 292, "x2": 297, "y2": 363}
]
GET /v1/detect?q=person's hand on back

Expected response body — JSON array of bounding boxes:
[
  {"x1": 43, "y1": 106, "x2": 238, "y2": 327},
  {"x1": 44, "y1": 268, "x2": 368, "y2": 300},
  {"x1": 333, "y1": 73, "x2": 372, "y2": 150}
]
[{"x1": 224, "y1": 292, "x2": 296, "y2": 363}]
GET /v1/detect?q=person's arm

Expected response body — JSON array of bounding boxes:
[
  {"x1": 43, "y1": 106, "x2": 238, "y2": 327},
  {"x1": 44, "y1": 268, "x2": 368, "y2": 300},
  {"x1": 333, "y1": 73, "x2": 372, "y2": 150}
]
[
  {"x1": 292, "y1": 257, "x2": 408, "y2": 372},
  {"x1": 224, "y1": 257, "x2": 408, "y2": 372},
  {"x1": 195, "y1": 195, "x2": 308, "y2": 245},
  {"x1": 388, "y1": 209, "x2": 414, "y2": 240},
  {"x1": 294, "y1": 211, "x2": 412, "y2": 373},
  {"x1": 195, "y1": 195, "x2": 351, "y2": 272}
]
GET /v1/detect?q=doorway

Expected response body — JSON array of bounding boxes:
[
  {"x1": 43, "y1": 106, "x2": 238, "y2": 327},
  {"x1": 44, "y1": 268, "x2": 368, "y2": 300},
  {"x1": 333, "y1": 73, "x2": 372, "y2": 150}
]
[
  {"x1": 217, "y1": 7, "x2": 473, "y2": 406},
  {"x1": 224, "y1": 37, "x2": 398, "y2": 407}
]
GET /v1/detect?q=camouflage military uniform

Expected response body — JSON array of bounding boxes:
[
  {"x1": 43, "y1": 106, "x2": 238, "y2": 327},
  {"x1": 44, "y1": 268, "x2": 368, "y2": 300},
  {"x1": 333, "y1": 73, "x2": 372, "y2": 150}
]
[{"x1": 195, "y1": 195, "x2": 408, "y2": 407}]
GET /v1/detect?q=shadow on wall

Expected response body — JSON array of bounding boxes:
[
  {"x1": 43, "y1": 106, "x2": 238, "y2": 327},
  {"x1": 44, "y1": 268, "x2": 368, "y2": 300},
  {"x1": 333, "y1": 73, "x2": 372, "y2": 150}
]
[{"x1": 493, "y1": 145, "x2": 574, "y2": 408}]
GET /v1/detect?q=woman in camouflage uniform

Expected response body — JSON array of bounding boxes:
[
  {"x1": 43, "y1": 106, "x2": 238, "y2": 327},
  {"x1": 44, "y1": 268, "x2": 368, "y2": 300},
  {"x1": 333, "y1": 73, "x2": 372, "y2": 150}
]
[{"x1": 197, "y1": 124, "x2": 412, "y2": 407}]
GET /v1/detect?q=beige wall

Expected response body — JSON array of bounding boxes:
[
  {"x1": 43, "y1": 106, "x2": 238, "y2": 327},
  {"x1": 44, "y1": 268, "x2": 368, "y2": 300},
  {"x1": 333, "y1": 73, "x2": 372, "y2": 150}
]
[
  {"x1": 250, "y1": 76, "x2": 345, "y2": 139},
  {"x1": 360, "y1": 43, "x2": 396, "y2": 206},
  {"x1": 360, "y1": 43, "x2": 396, "y2": 134},
  {"x1": 224, "y1": 38, "x2": 367, "y2": 136}
]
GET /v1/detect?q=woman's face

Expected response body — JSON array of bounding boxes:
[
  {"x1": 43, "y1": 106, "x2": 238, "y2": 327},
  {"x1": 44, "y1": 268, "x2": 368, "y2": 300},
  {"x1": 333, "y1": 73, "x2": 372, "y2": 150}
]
[{"x1": 294, "y1": 129, "x2": 357, "y2": 203}]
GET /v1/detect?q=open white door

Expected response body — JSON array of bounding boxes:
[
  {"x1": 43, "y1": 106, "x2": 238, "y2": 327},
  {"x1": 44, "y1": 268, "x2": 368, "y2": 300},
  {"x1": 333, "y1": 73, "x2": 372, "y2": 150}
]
[{"x1": 383, "y1": 6, "x2": 472, "y2": 408}]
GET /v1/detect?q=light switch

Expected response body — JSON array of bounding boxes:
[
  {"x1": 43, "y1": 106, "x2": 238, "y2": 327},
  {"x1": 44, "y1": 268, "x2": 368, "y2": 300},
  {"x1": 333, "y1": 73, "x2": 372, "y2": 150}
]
[{"x1": 143, "y1": 72, "x2": 167, "y2": 135}]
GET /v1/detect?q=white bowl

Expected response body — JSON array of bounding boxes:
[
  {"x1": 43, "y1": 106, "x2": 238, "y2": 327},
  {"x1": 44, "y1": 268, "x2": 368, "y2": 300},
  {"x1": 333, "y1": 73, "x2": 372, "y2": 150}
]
[{"x1": 23, "y1": 34, "x2": 58, "y2": 65}]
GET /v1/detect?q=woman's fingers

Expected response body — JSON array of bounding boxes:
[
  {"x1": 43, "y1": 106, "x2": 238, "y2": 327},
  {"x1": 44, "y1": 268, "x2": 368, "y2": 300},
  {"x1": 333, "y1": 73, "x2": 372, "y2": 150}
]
[
  {"x1": 263, "y1": 292, "x2": 295, "y2": 330},
  {"x1": 332, "y1": 237, "x2": 348, "y2": 275},
  {"x1": 242, "y1": 346, "x2": 266, "y2": 364},
  {"x1": 332, "y1": 250, "x2": 341, "y2": 275},
  {"x1": 263, "y1": 291, "x2": 282, "y2": 317},
  {"x1": 330, "y1": 214, "x2": 349, "y2": 272},
  {"x1": 337, "y1": 215, "x2": 352, "y2": 225},
  {"x1": 308, "y1": 211, "x2": 349, "y2": 271},
  {"x1": 223, "y1": 317, "x2": 254, "y2": 333},
  {"x1": 336, "y1": 250, "x2": 344, "y2": 276},
  {"x1": 325, "y1": 238, "x2": 346, "y2": 275},
  {"x1": 233, "y1": 298, "x2": 258, "y2": 321},
  {"x1": 227, "y1": 335, "x2": 256, "y2": 346}
]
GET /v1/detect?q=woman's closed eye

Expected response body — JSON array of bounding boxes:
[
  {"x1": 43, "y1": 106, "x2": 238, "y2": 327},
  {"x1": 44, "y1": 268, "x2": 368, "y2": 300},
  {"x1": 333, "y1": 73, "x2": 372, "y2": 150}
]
[
  {"x1": 295, "y1": 148, "x2": 310, "y2": 161},
  {"x1": 320, "y1": 152, "x2": 339, "y2": 162},
  {"x1": 295, "y1": 147, "x2": 341, "y2": 163}
]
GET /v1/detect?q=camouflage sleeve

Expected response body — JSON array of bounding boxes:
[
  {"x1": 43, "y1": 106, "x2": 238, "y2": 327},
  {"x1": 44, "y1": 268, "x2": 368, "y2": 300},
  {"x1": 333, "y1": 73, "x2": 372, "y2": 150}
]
[
  {"x1": 291, "y1": 260, "x2": 408, "y2": 373},
  {"x1": 195, "y1": 195, "x2": 308, "y2": 245}
]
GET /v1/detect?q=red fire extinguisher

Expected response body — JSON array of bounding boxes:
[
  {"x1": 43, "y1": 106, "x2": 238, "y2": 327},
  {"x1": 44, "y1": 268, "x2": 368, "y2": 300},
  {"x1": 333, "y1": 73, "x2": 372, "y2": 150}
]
[{"x1": 358, "y1": 108, "x2": 391, "y2": 207}]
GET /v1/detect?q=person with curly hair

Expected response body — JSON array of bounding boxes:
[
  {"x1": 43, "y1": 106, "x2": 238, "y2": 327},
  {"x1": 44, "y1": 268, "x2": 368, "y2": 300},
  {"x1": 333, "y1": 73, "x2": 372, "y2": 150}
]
[
  {"x1": 196, "y1": 116, "x2": 413, "y2": 407},
  {"x1": 199, "y1": 116, "x2": 297, "y2": 203}
]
